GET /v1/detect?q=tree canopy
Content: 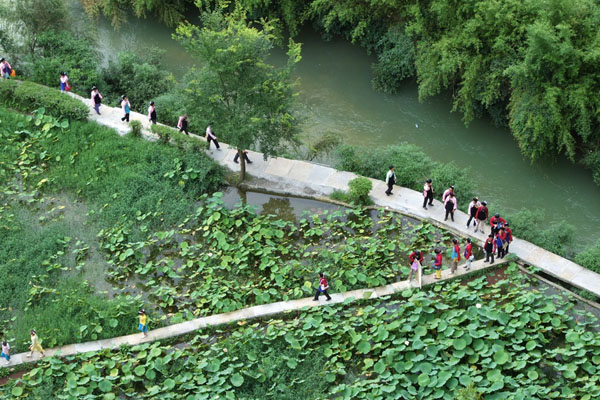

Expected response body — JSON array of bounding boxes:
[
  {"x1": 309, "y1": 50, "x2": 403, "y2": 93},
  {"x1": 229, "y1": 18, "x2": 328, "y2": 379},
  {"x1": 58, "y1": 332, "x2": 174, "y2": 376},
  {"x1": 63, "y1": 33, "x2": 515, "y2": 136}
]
[{"x1": 175, "y1": 11, "x2": 301, "y2": 179}]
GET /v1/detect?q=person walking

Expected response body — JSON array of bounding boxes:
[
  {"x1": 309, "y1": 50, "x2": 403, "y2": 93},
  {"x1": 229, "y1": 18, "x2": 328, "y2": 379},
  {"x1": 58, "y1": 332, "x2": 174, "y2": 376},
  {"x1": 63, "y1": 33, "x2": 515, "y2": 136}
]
[
  {"x1": 466, "y1": 197, "x2": 481, "y2": 228},
  {"x1": 504, "y1": 223, "x2": 513, "y2": 254},
  {"x1": 177, "y1": 114, "x2": 189, "y2": 135},
  {"x1": 313, "y1": 272, "x2": 332, "y2": 301},
  {"x1": 1, "y1": 341, "x2": 10, "y2": 365},
  {"x1": 59, "y1": 72, "x2": 69, "y2": 93},
  {"x1": 138, "y1": 309, "x2": 148, "y2": 337},
  {"x1": 498, "y1": 228, "x2": 508, "y2": 258},
  {"x1": 442, "y1": 185, "x2": 454, "y2": 202},
  {"x1": 474, "y1": 201, "x2": 489, "y2": 233},
  {"x1": 385, "y1": 165, "x2": 396, "y2": 196},
  {"x1": 205, "y1": 124, "x2": 221, "y2": 150},
  {"x1": 423, "y1": 179, "x2": 434, "y2": 209},
  {"x1": 234, "y1": 150, "x2": 253, "y2": 164},
  {"x1": 120, "y1": 95, "x2": 131, "y2": 122},
  {"x1": 27, "y1": 330, "x2": 45, "y2": 358},
  {"x1": 495, "y1": 232, "x2": 505, "y2": 259},
  {"x1": 148, "y1": 101, "x2": 157, "y2": 124},
  {"x1": 463, "y1": 238, "x2": 474, "y2": 270},
  {"x1": 0, "y1": 58, "x2": 12, "y2": 79},
  {"x1": 91, "y1": 86, "x2": 102, "y2": 115},
  {"x1": 450, "y1": 239, "x2": 461, "y2": 274},
  {"x1": 484, "y1": 234, "x2": 496, "y2": 264},
  {"x1": 408, "y1": 250, "x2": 423, "y2": 281},
  {"x1": 433, "y1": 248, "x2": 442, "y2": 279},
  {"x1": 444, "y1": 192, "x2": 457, "y2": 222},
  {"x1": 489, "y1": 213, "x2": 507, "y2": 236}
]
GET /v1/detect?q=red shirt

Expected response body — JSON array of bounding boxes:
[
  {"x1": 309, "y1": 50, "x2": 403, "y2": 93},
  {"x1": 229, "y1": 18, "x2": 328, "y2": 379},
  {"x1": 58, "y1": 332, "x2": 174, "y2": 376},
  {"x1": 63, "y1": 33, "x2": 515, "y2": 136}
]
[
  {"x1": 490, "y1": 216, "x2": 507, "y2": 227},
  {"x1": 465, "y1": 243, "x2": 473, "y2": 258},
  {"x1": 505, "y1": 227, "x2": 513, "y2": 242},
  {"x1": 319, "y1": 277, "x2": 329, "y2": 290},
  {"x1": 453, "y1": 244, "x2": 461, "y2": 261},
  {"x1": 475, "y1": 206, "x2": 488, "y2": 221},
  {"x1": 409, "y1": 251, "x2": 424, "y2": 263},
  {"x1": 434, "y1": 253, "x2": 443, "y2": 267}
]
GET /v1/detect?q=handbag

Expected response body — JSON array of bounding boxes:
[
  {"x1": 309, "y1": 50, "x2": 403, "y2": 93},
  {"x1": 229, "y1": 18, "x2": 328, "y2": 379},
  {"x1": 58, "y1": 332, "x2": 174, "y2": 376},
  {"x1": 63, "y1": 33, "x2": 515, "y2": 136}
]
[
  {"x1": 10, "y1": 69, "x2": 15, "y2": 77},
  {"x1": 65, "y1": 83, "x2": 71, "y2": 91}
]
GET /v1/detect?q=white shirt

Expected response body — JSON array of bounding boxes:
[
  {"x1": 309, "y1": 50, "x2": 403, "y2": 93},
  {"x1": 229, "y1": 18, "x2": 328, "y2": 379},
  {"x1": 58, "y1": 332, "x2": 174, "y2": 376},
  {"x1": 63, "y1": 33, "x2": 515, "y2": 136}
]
[
  {"x1": 386, "y1": 170, "x2": 395, "y2": 184},
  {"x1": 206, "y1": 126, "x2": 216, "y2": 139}
]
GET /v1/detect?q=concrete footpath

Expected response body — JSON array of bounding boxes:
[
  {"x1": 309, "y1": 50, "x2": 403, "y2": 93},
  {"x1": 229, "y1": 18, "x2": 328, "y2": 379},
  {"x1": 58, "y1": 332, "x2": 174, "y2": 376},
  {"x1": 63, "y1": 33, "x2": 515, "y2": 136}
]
[
  {"x1": 68, "y1": 92, "x2": 600, "y2": 298},
  {"x1": 4, "y1": 259, "x2": 508, "y2": 367}
]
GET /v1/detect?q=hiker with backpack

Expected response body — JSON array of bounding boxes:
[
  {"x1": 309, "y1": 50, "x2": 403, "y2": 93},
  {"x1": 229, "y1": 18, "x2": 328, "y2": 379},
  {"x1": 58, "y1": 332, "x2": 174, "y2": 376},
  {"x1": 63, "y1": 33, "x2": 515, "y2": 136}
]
[
  {"x1": 474, "y1": 201, "x2": 489, "y2": 233},
  {"x1": 313, "y1": 272, "x2": 332, "y2": 301},
  {"x1": 466, "y1": 197, "x2": 481, "y2": 228},
  {"x1": 489, "y1": 213, "x2": 507, "y2": 236},
  {"x1": 444, "y1": 192, "x2": 457, "y2": 222},
  {"x1": 91, "y1": 86, "x2": 102, "y2": 115}
]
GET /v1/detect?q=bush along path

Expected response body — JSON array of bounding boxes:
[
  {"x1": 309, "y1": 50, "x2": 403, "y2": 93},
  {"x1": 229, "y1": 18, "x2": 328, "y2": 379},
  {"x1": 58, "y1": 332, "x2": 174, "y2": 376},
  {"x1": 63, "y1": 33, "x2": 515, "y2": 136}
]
[
  {"x1": 64, "y1": 90, "x2": 600, "y2": 298},
  {"x1": 2, "y1": 258, "x2": 510, "y2": 368}
]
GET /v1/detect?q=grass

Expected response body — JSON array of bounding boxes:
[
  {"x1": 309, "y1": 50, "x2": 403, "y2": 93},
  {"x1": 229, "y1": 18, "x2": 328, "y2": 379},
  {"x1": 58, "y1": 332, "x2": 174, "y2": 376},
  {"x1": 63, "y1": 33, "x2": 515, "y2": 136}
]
[{"x1": 0, "y1": 106, "x2": 225, "y2": 350}]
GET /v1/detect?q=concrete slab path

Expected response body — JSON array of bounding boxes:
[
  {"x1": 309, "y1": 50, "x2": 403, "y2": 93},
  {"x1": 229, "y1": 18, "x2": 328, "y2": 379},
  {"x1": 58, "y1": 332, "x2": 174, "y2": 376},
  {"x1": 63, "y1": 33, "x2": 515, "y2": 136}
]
[
  {"x1": 67, "y1": 92, "x2": 600, "y2": 298},
  {"x1": 4, "y1": 258, "x2": 508, "y2": 367}
]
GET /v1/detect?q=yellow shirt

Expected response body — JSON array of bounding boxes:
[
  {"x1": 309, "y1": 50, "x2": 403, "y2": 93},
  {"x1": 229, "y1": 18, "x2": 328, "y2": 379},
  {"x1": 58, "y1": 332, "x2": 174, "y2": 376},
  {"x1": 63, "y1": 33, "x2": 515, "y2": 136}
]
[{"x1": 139, "y1": 314, "x2": 147, "y2": 325}]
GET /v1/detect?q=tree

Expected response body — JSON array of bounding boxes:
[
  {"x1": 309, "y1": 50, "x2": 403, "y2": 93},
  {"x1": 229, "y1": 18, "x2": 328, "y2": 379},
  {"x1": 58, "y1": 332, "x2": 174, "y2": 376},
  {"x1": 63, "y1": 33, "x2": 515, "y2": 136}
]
[
  {"x1": 175, "y1": 11, "x2": 301, "y2": 180},
  {"x1": 79, "y1": 0, "x2": 187, "y2": 28},
  {"x1": 14, "y1": 0, "x2": 68, "y2": 54}
]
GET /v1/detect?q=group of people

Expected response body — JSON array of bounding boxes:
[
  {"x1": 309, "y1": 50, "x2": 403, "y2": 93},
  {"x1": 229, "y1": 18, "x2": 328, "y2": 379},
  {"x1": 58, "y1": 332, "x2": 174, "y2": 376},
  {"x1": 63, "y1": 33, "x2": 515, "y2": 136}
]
[{"x1": 0, "y1": 330, "x2": 45, "y2": 364}]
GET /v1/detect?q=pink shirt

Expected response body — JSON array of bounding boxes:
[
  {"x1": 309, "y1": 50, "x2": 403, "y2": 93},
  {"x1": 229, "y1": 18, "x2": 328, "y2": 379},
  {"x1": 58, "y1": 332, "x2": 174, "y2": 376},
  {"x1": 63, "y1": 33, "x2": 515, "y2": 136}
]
[
  {"x1": 60, "y1": 75, "x2": 68, "y2": 84},
  {"x1": 91, "y1": 90, "x2": 102, "y2": 104},
  {"x1": 444, "y1": 196, "x2": 457, "y2": 210},
  {"x1": 177, "y1": 116, "x2": 184, "y2": 129},
  {"x1": 1, "y1": 343, "x2": 9, "y2": 354}
]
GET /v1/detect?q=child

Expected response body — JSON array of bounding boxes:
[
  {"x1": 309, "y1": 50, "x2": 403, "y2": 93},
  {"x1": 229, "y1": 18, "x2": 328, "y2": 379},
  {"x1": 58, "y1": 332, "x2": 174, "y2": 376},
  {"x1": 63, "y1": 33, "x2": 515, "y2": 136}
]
[
  {"x1": 433, "y1": 248, "x2": 442, "y2": 279},
  {"x1": 444, "y1": 192, "x2": 457, "y2": 222},
  {"x1": 148, "y1": 101, "x2": 157, "y2": 124},
  {"x1": 1, "y1": 341, "x2": 10, "y2": 364},
  {"x1": 504, "y1": 223, "x2": 513, "y2": 254},
  {"x1": 27, "y1": 330, "x2": 45, "y2": 358},
  {"x1": 206, "y1": 124, "x2": 220, "y2": 150},
  {"x1": 121, "y1": 96, "x2": 131, "y2": 122},
  {"x1": 451, "y1": 239, "x2": 461, "y2": 274},
  {"x1": 313, "y1": 272, "x2": 332, "y2": 301},
  {"x1": 463, "y1": 238, "x2": 474, "y2": 270},
  {"x1": 466, "y1": 197, "x2": 481, "y2": 228},
  {"x1": 60, "y1": 72, "x2": 69, "y2": 92},
  {"x1": 177, "y1": 114, "x2": 189, "y2": 135},
  {"x1": 138, "y1": 310, "x2": 148, "y2": 337},
  {"x1": 484, "y1": 234, "x2": 496, "y2": 264},
  {"x1": 408, "y1": 250, "x2": 423, "y2": 281},
  {"x1": 91, "y1": 86, "x2": 102, "y2": 115}
]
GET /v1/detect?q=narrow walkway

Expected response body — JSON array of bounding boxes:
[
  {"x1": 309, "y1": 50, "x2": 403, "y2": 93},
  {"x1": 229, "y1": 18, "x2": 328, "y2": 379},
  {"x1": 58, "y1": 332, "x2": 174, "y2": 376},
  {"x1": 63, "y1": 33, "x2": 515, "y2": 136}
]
[
  {"x1": 69, "y1": 92, "x2": 600, "y2": 298},
  {"x1": 4, "y1": 259, "x2": 509, "y2": 367}
]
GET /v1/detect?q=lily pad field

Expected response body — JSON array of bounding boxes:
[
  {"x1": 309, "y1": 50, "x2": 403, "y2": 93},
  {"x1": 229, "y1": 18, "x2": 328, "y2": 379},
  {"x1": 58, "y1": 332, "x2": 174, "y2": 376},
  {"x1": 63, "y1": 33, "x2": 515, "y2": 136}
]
[{"x1": 4, "y1": 264, "x2": 600, "y2": 399}]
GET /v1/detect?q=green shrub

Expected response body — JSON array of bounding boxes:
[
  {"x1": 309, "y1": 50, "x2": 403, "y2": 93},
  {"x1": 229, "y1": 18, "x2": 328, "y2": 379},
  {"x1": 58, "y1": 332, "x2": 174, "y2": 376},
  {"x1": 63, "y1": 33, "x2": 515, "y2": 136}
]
[
  {"x1": 129, "y1": 120, "x2": 143, "y2": 137},
  {"x1": 575, "y1": 239, "x2": 600, "y2": 274},
  {"x1": 334, "y1": 143, "x2": 475, "y2": 206},
  {"x1": 505, "y1": 209, "x2": 575, "y2": 258},
  {"x1": 151, "y1": 123, "x2": 173, "y2": 143},
  {"x1": 372, "y1": 27, "x2": 416, "y2": 94},
  {"x1": 348, "y1": 177, "x2": 373, "y2": 205},
  {"x1": 582, "y1": 150, "x2": 600, "y2": 186},
  {"x1": 0, "y1": 79, "x2": 89, "y2": 120}
]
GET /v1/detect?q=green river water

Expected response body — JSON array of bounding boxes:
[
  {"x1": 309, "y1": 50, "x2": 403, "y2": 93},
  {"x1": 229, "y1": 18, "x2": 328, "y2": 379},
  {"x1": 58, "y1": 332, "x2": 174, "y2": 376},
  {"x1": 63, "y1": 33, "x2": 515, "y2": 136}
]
[{"x1": 85, "y1": 9, "x2": 600, "y2": 248}]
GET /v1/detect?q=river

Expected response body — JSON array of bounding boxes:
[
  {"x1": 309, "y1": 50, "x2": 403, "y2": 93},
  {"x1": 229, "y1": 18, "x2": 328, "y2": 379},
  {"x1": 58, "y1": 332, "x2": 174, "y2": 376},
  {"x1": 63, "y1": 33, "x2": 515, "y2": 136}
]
[{"x1": 82, "y1": 7, "x2": 600, "y2": 248}]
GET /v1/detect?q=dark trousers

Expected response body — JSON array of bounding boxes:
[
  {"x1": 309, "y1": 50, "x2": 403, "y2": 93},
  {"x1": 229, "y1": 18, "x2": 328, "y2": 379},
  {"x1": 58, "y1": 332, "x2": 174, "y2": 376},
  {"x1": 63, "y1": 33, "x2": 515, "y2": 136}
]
[
  {"x1": 207, "y1": 137, "x2": 220, "y2": 149},
  {"x1": 485, "y1": 250, "x2": 495, "y2": 264},
  {"x1": 445, "y1": 209, "x2": 454, "y2": 221},
  {"x1": 150, "y1": 117, "x2": 157, "y2": 124},
  {"x1": 234, "y1": 152, "x2": 251, "y2": 163},
  {"x1": 466, "y1": 215, "x2": 476, "y2": 227},
  {"x1": 497, "y1": 244, "x2": 506, "y2": 259},
  {"x1": 314, "y1": 289, "x2": 331, "y2": 301},
  {"x1": 121, "y1": 113, "x2": 130, "y2": 122},
  {"x1": 386, "y1": 181, "x2": 394, "y2": 195},
  {"x1": 179, "y1": 127, "x2": 189, "y2": 136},
  {"x1": 423, "y1": 191, "x2": 433, "y2": 207},
  {"x1": 94, "y1": 103, "x2": 101, "y2": 115}
]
